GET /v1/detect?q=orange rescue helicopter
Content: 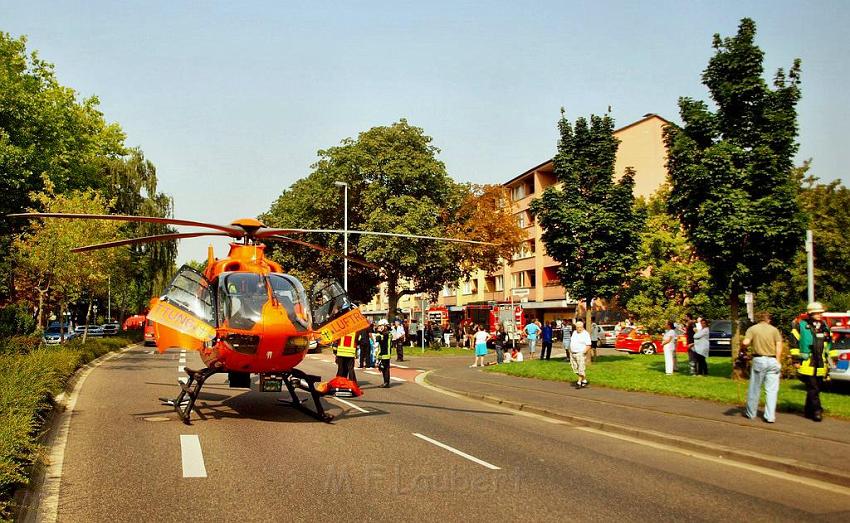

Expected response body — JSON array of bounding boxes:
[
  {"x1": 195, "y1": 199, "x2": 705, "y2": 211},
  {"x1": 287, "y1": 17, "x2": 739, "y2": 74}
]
[{"x1": 10, "y1": 213, "x2": 491, "y2": 424}]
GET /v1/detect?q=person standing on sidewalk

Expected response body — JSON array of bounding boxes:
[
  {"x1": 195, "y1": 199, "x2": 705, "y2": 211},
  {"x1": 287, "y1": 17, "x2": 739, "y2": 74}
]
[
  {"x1": 524, "y1": 319, "x2": 541, "y2": 360},
  {"x1": 569, "y1": 320, "x2": 592, "y2": 388},
  {"x1": 471, "y1": 324, "x2": 490, "y2": 368},
  {"x1": 791, "y1": 302, "x2": 832, "y2": 422},
  {"x1": 742, "y1": 311, "x2": 783, "y2": 423},
  {"x1": 540, "y1": 321, "x2": 554, "y2": 360},
  {"x1": 692, "y1": 318, "x2": 710, "y2": 376},
  {"x1": 662, "y1": 321, "x2": 678, "y2": 375},
  {"x1": 589, "y1": 320, "x2": 602, "y2": 363},
  {"x1": 392, "y1": 319, "x2": 406, "y2": 362},
  {"x1": 492, "y1": 324, "x2": 507, "y2": 364}
]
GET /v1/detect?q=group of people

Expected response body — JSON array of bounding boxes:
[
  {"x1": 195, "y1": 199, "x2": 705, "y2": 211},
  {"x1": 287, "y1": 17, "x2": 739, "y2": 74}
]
[
  {"x1": 662, "y1": 314, "x2": 711, "y2": 376},
  {"x1": 335, "y1": 318, "x2": 407, "y2": 388}
]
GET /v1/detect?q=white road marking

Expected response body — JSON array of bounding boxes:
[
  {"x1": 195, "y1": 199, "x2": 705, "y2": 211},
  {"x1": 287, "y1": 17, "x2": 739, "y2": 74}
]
[
  {"x1": 391, "y1": 363, "x2": 409, "y2": 368},
  {"x1": 330, "y1": 396, "x2": 369, "y2": 413},
  {"x1": 364, "y1": 370, "x2": 380, "y2": 376},
  {"x1": 180, "y1": 435, "x2": 208, "y2": 478},
  {"x1": 179, "y1": 377, "x2": 188, "y2": 384},
  {"x1": 390, "y1": 376, "x2": 406, "y2": 382},
  {"x1": 413, "y1": 433, "x2": 500, "y2": 470},
  {"x1": 178, "y1": 365, "x2": 185, "y2": 373}
]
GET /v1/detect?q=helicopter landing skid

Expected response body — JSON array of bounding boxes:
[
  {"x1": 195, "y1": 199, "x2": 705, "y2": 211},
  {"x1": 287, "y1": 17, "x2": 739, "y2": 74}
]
[
  {"x1": 278, "y1": 369, "x2": 334, "y2": 423},
  {"x1": 160, "y1": 366, "x2": 221, "y2": 425}
]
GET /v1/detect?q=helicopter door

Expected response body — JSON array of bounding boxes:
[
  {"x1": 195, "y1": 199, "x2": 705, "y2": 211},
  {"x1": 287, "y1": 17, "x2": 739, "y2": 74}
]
[
  {"x1": 309, "y1": 279, "x2": 369, "y2": 345},
  {"x1": 147, "y1": 265, "x2": 216, "y2": 351}
]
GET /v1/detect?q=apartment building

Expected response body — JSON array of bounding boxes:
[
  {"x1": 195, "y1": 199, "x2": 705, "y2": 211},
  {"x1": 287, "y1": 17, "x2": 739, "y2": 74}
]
[{"x1": 362, "y1": 113, "x2": 669, "y2": 321}]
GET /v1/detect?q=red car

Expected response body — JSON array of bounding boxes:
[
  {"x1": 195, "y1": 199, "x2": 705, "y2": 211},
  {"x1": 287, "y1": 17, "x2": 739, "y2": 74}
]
[
  {"x1": 122, "y1": 314, "x2": 146, "y2": 330},
  {"x1": 143, "y1": 318, "x2": 157, "y2": 347},
  {"x1": 615, "y1": 326, "x2": 688, "y2": 355}
]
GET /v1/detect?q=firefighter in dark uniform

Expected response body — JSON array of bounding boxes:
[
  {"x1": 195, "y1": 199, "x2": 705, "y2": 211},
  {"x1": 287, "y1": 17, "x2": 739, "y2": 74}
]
[
  {"x1": 335, "y1": 331, "x2": 358, "y2": 385},
  {"x1": 374, "y1": 319, "x2": 392, "y2": 388},
  {"x1": 791, "y1": 302, "x2": 832, "y2": 421}
]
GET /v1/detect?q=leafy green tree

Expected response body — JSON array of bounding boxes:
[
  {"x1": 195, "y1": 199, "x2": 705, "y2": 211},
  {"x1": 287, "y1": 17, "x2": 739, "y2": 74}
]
[
  {"x1": 262, "y1": 120, "x2": 520, "y2": 317},
  {"x1": 12, "y1": 186, "x2": 121, "y2": 335},
  {"x1": 665, "y1": 18, "x2": 806, "y2": 353},
  {"x1": 624, "y1": 187, "x2": 711, "y2": 332},
  {"x1": 530, "y1": 111, "x2": 644, "y2": 327}
]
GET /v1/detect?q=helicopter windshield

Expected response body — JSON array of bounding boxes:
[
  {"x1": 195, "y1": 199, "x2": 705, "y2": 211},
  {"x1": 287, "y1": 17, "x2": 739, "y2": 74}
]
[
  {"x1": 218, "y1": 273, "x2": 269, "y2": 331},
  {"x1": 269, "y1": 273, "x2": 311, "y2": 331}
]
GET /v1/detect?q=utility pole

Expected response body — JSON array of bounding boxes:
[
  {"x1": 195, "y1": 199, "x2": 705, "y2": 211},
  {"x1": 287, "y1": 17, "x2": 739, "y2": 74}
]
[
  {"x1": 806, "y1": 229, "x2": 815, "y2": 303},
  {"x1": 334, "y1": 181, "x2": 349, "y2": 291}
]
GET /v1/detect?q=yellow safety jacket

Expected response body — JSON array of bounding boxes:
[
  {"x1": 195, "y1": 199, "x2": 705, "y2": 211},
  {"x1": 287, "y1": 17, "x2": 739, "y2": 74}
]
[
  {"x1": 791, "y1": 320, "x2": 832, "y2": 377},
  {"x1": 336, "y1": 332, "x2": 358, "y2": 358},
  {"x1": 375, "y1": 332, "x2": 391, "y2": 360}
]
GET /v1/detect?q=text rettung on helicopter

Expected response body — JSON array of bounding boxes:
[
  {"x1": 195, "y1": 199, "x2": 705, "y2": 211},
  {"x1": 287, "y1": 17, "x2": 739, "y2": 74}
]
[{"x1": 10, "y1": 213, "x2": 492, "y2": 424}]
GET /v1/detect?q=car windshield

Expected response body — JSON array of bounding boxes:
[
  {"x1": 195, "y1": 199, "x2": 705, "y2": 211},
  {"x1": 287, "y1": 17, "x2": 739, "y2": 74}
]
[{"x1": 711, "y1": 320, "x2": 732, "y2": 333}]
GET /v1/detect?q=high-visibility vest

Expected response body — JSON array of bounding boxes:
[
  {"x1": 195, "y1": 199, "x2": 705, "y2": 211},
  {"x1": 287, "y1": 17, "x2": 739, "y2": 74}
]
[{"x1": 336, "y1": 332, "x2": 358, "y2": 358}]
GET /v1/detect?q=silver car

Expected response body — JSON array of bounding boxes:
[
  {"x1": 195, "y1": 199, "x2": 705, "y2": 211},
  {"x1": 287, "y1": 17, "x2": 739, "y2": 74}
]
[
  {"x1": 599, "y1": 324, "x2": 618, "y2": 347},
  {"x1": 42, "y1": 327, "x2": 78, "y2": 345}
]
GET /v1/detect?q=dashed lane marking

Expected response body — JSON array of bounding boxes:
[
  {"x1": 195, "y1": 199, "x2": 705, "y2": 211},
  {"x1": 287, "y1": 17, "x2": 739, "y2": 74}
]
[
  {"x1": 412, "y1": 433, "x2": 501, "y2": 470},
  {"x1": 180, "y1": 435, "x2": 208, "y2": 478}
]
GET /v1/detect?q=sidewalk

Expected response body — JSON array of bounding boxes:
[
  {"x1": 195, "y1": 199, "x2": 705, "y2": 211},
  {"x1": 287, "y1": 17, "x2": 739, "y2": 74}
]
[{"x1": 416, "y1": 354, "x2": 850, "y2": 487}]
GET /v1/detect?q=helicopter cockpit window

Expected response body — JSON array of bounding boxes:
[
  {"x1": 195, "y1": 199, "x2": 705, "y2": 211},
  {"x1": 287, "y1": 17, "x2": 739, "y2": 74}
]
[
  {"x1": 269, "y1": 274, "x2": 311, "y2": 331},
  {"x1": 163, "y1": 266, "x2": 214, "y2": 325},
  {"x1": 218, "y1": 273, "x2": 269, "y2": 331},
  {"x1": 310, "y1": 279, "x2": 353, "y2": 327}
]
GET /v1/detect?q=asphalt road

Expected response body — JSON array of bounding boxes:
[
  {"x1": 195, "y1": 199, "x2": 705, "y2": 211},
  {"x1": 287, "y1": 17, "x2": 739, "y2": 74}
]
[{"x1": 39, "y1": 344, "x2": 850, "y2": 522}]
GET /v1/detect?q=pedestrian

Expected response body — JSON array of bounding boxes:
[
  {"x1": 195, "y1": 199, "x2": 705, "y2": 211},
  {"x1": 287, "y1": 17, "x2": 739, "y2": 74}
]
[
  {"x1": 742, "y1": 311, "x2": 783, "y2": 423},
  {"x1": 392, "y1": 319, "x2": 405, "y2": 361},
  {"x1": 791, "y1": 302, "x2": 832, "y2": 422},
  {"x1": 357, "y1": 323, "x2": 373, "y2": 369},
  {"x1": 589, "y1": 320, "x2": 603, "y2": 362},
  {"x1": 685, "y1": 313, "x2": 697, "y2": 375},
  {"x1": 335, "y1": 331, "x2": 359, "y2": 385},
  {"x1": 408, "y1": 318, "x2": 418, "y2": 347},
  {"x1": 471, "y1": 324, "x2": 490, "y2": 367},
  {"x1": 662, "y1": 320, "x2": 678, "y2": 375},
  {"x1": 374, "y1": 320, "x2": 392, "y2": 387},
  {"x1": 491, "y1": 324, "x2": 507, "y2": 364},
  {"x1": 692, "y1": 318, "x2": 710, "y2": 375},
  {"x1": 540, "y1": 321, "x2": 554, "y2": 360},
  {"x1": 443, "y1": 323, "x2": 452, "y2": 347},
  {"x1": 524, "y1": 319, "x2": 541, "y2": 360},
  {"x1": 569, "y1": 320, "x2": 592, "y2": 388},
  {"x1": 432, "y1": 322, "x2": 443, "y2": 347}
]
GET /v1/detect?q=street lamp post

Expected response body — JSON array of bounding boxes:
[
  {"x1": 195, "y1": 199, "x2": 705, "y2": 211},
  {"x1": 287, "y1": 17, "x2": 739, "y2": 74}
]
[{"x1": 334, "y1": 181, "x2": 349, "y2": 291}]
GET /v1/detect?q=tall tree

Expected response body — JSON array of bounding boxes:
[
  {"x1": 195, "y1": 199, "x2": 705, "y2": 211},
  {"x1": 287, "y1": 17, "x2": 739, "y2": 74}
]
[
  {"x1": 262, "y1": 120, "x2": 520, "y2": 317},
  {"x1": 624, "y1": 186, "x2": 711, "y2": 332},
  {"x1": 0, "y1": 32, "x2": 125, "y2": 299},
  {"x1": 665, "y1": 18, "x2": 805, "y2": 352},
  {"x1": 530, "y1": 111, "x2": 644, "y2": 326}
]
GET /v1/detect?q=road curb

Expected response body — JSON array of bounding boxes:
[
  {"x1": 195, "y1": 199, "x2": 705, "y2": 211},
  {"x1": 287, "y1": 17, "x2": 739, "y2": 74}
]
[
  {"x1": 13, "y1": 343, "x2": 138, "y2": 523},
  {"x1": 421, "y1": 370, "x2": 850, "y2": 488}
]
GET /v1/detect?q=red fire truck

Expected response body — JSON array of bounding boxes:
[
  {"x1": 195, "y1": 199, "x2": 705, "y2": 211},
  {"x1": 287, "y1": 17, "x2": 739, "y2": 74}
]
[{"x1": 463, "y1": 303, "x2": 526, "y2": 333}]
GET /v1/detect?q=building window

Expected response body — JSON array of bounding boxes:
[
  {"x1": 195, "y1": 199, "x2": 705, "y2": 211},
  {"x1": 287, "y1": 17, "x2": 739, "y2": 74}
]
[
  {"x1": 462, "y1": 280, "x2": 473, "y2": 295},
  {"x1": 442, "y1": 285, "x2": 453, "y2": 297},
  {"x1": 512, "y1": 240, "x2": 536, "y2": 260},
  {"x1": 495, "y1": 275, "x2": 504, "y2": 292},
  {"x1": 516, "y1": 212, "x2": 526, "y2": 228},
  {"x1": 513, "y1": 272, "x2": 526, "y2": 288}
]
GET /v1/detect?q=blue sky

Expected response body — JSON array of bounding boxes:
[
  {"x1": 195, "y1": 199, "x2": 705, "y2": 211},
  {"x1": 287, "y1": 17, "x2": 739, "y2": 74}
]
[{"x1": 3, "y1": 1, "x2": 849, "y2": 263}]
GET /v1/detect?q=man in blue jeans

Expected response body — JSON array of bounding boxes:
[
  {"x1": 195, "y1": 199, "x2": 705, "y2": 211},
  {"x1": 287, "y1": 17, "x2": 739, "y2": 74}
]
[
  {"x1": 524, "y1": 320, "x2": 541, "y2": 359},
  {"x1": 742, "y1": 311, "x2": 783, "y2": 423}
]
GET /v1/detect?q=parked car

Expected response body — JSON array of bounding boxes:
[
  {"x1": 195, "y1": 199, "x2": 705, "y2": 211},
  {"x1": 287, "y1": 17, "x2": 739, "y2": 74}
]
[
  {"x1": 615, "y1": 326, "x2": 687, "y2": 355},
  {"x1": 143, "y1": 318, "x2": 157, "y2": 346},
  {"x1": 828, "y1": 327, "x2": 850, "y2": 383},
  {"x1": 122, "y1": 314, "x2": 146, "y2": 330},
  {"x1": 42, "y1": 327, "x2": 78, "y2": 345},
  {"x1": 101, "y1": 322, "x2": 120, "y2": 335},
  {"x1": 709, "y1": 320, "x2": 733, "y2": 354},
  {"x1": 599, "y1": 324, "x2": 618, "y2": 347},
  {"x1": 74, "y1": 325, "x2": 104, "y2": 337}
]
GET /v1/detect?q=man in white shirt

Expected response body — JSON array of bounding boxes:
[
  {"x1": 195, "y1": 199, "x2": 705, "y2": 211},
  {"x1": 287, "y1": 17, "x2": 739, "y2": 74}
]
[
  {"x1": 392, "y1": 320, "x2": 406, "y2": 362},
  {"x1": 569, "y1": 321, "x2": 592, "y2": 388}
]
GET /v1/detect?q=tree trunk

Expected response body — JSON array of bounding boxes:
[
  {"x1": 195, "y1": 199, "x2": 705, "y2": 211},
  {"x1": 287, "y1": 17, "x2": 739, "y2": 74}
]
[
  {"x1": 386, "y1": 273, "x2": 399, "y2": 322},
  {"x1": 82, "y1": 296, "x2": 93, "y2": 344},
  {"x1": 59, "y1": 302, "x2": 66, "y2": 343},
  {"x1": 36, "y1": 289, "x2": 45, "y2": 331}
]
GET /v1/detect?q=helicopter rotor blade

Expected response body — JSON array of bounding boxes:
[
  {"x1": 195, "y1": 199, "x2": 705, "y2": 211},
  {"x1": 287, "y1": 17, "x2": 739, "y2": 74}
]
[
  {"x1": 8, "y1": 213, "x2": 244, "y2": 235},
  {"x1": 264, "y1": 235, "x2": 382, "y2": 270},
  {"x1": 257, "y1": 228, "x2": 494, "y2": 246},
  {"x1": 70, "y1": 232, "x2": 234, "y2": 253}
]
